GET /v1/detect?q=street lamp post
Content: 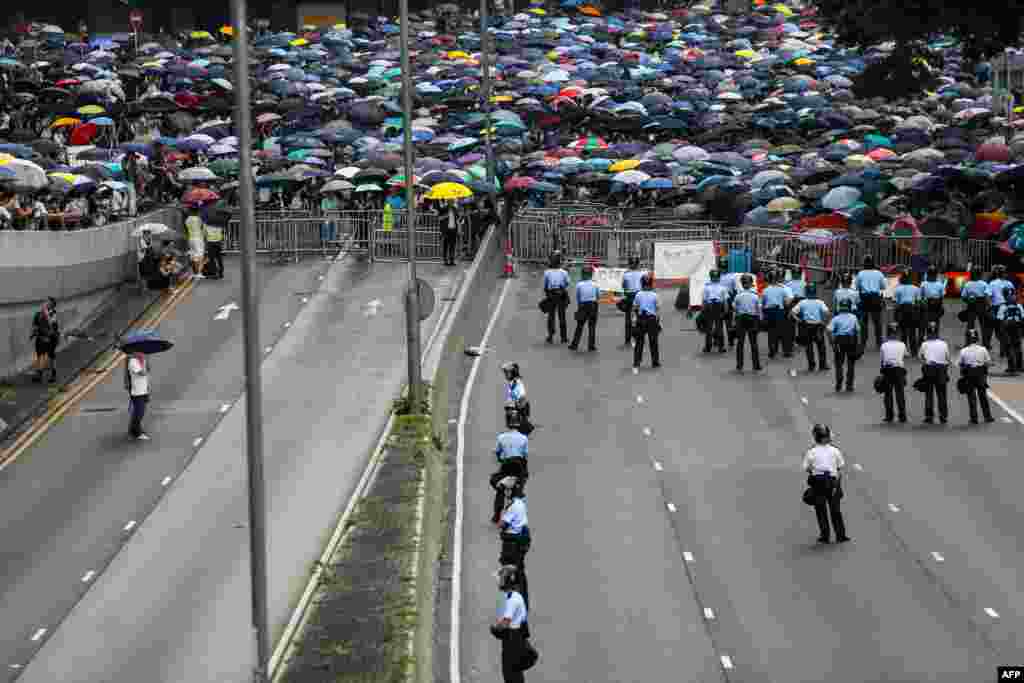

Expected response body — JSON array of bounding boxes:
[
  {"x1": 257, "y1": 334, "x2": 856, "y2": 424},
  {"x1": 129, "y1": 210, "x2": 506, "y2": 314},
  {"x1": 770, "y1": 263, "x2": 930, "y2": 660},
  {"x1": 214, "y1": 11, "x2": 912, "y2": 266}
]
[
  {"x1": 480, "y1": 0, "x2": 496, "y2": 192},
  {"x1": 399, "y1": 0, "x2": 422, "y2": 411}
]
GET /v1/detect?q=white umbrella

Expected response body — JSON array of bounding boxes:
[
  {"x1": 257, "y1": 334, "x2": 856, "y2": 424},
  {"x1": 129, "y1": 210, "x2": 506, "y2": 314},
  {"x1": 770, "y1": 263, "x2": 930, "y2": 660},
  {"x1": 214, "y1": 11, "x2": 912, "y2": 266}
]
[
  {"x1": 179, "y1": 167, "x2": 218, "y2": 182},
  {"x1": 336, "y1": 166, "x2": 361, "y2": 179},
  {"x1": 612, "y1": 170, "x2": 650, "y2": 185},
  {"x1": 132, "y1": 222, "x2": 172, "y2": 237},
  {"x1": 321, "y1": 179, "x2": 355, "y2": 193}
]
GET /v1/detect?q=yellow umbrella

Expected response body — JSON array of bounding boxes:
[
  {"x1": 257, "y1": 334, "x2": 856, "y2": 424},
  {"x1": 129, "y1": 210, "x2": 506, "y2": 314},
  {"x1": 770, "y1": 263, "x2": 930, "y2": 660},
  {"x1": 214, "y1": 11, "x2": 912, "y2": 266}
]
[
  {"x1": 0, "y1": 153, "x2": 15, "y2": 164},
  {"x1": 609, "y1": 159, "x2": 641, "y2": 172},
  {"x1": 333, "y1": 23, "x2": 347, "y2": 30},
  {"x1": 426, "y1": 182, "x2": 473, "y2": 200},
  {"x1": 219, "y1": 26, "x2": 233, "y2": 36},
  {"x1": 772, "y1": 3, "x2": 794, "y2": 16},
  {"x1": 190, "y1": 30, "x2": 212, "y2": 39},
  {"x1": 48, "y1": 172, "x2": 77, "y2": 183},
  {"x1": 447, "y1": 50, "x2": 470, "y2": 59},
  {"x1": 735, "y1": 49, "x2": 757, "y2": 59},
  {"x1": 793, "y1": 57, "x2": 815, "y2": 66},
  {"x1": 491, "y1": 95, "x2": 513, "y2": 103},
  {"x1": 52, "y1": 117, "x2": 82, "y2": 128},
  {"x1": 766, "y1": 197, "x2": 801, "y2": 212},
  {"x1": 528, "y1": 7, "x2": 546, "y2": 14},
  {"x1": 289, "y1": 38, "x2": 308, "y2": 47},
  {"x1": 77, "y1": 105, "x2": 104, "y2": 116}
]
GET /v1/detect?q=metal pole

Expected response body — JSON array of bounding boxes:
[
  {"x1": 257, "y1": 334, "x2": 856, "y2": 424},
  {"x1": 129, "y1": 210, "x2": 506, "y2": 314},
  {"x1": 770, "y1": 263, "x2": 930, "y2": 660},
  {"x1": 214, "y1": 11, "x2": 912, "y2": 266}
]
[
  {"x1": 229, "y1": 0, "x2": 270, "y2": 680},
  {"x1": 479, "y1": 0, "x2": 496, "y2": 193},
  {"x1": 399, "y1": 0, "x2": 422, "y2": 411}
]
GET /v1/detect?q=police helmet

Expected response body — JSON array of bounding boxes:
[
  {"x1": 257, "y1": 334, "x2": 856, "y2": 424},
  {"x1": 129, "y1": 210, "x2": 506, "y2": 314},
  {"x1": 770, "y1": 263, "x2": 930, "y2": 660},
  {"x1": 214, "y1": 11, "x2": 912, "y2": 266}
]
[
  {"x1": 628, "y1": 256, "x2": 640, "y2": 270},
  {"x1": 993, "y1": 264, "x2": 1006, "y2": 276},
  {"x1": 709, "y1": 270, "x2": 720, "y2": 282},
  {"x1": 641, "y1": 273, "x2": 653, "y2": 289},
  {"x1": 765, "y1": 270, "x2": 776, "y2": 284},
  {"x1": 501, "y1": 361, "x2": 521, "y2": 380},
  {"x1": 926, "y1": 265, "x2": 938, "y2": 279},
  {"x1": 887, "y1": 321, "x2": 901, "y2": 337},
  {"x1": 718, "y1": 257, "x2": 729, "y2": 270},
  {"x1": 805, "y1": 283, "x2": 817, "y2": 298},
  {"x1": 497, "y1": 564, "x2": 520, "y2": 590},
  {"x1": 925, "y1": 321, "x2": 940, "y2": 338},
  {"x1": 838, "y1": 298, "x2": 852, "y2": 312},
  {"x1": 740, "y1": 274, "x2": 754, "y2": 290},
  {"x1": 965, "y1": 327, "x2": 980, "y2": 345},
  {"x1": 840, "y1": 271, "x2": 853, "y2": 287},
  {"x1": 863, "y1": 255, "x2": 875, "y2": 268},
  {"x1": 812, "y1": 423, "x2": 832, "y2": 444},
  {"x1": 548, "y1": 251, "x2": 562, "y2": 268}
]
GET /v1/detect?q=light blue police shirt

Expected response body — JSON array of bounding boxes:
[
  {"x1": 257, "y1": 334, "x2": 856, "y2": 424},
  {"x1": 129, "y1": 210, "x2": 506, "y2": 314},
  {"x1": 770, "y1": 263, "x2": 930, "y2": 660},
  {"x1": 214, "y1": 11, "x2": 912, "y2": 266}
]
[
  {"x1": 893, "y1": 284, "x2": 921, "y2": 305},
  {"x1": 634, "y1": 290, "x2": 658, "y2": 315},
  {"x1": 576, "y1": 280, "x2": 600, "y2": 303},
  {"x1": 785, "y1": 279, "x2": 806, "y2": 298},
  {"x1": 761, "y1": 285, "x2": 791, "y2": 309},
  {"x1": 543, "y1": 268, "x2": 570, "y2": 291},
  {"x1": 997, "y1": 303, "x2": 1024, "y2": 322},
  {"x1": 720, "y1": 272, "x2": 737, "y2": 293},
  {"x1": 829, "y1": 312, "x2": 860, "y2": 337},
  {"x1": 703, "y1": 282, "x2": 727, "y2": 304},
  {"x1": 496, "y1": 430, "x2": 528, "y2": 461},
  {"x1": 733, "y1": 290, "x2": 761, "y2": 317},
  {"x1": 501, "y1": 497, "x2": 528, "y2": 535},
  {"x1": 499, "y1": 591, "x2": 527, "y2": 628},
  {"x1": 795, "y1": 298, "x2": 829, "y2": 323},
  {"x1": 833, "y1": 287, "x2": 859, "y2": 312},
  {"x1": 921, "y1": 279, "x2": 946, "y2": 300},
  {"x1": 855, "y1": 269, "x2": 887, "y2": 295},
  {"x1": 622, "y1": 270, "x2": 644, "y2": 294},
  {"x1": 961, "y1": 280, "x2": 991, "y2": 301},
  {"x1": 989, "y1": 278, "x2": 1014, "y2": 306},
  {"x1": 505, "y1": 379, "x2": 525, "y2": 403}
]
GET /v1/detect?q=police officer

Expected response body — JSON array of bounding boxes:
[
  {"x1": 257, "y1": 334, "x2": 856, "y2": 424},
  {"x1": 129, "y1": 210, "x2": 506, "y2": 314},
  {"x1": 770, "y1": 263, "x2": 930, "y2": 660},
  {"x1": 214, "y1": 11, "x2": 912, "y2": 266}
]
[
  {"x1": 542, "y1": 252, "x2": 570, "y2": 344},
  {"x1": 920, "y1": 266, "x2": 946, "y2": 335},
  {"x1": 497, "y1": 477, "x2": 531, "y2": 609},
  {"x1": 792, "y1": 283, "x2": 830, "y2": 372},
  {"x1": 918, "y1": 322, "x2": 951, "y2": 424},
  {"x1": 732, "y1": 274, "x2": 762, "y2": 372},
  {"x1": 958, "y1": 328, "x2": 995, "y2": 424},
  {"x1": 782, "y1": 270, "x2": 804, "y2": 356},
  {"x1": 632, "y1": 274, "x2": 661, "y2": 370},
  {"x1": 879, "y1": 322, "x2": 909, "y2": 423},
  {"x1": 569, "y1": 265, "x2": 600, "y2": 352},
  {"x1": 491, "y1": 412, "x2": 529, "y2": 524},
  {"x1": 502, "y1": 362, "x2": 532, "y2": 434},
  {"x1": 892, "y1": 271, "x2": 922, "y2": 354},
  {"x1": 621, "y1": 256, "x2": 644, "y2": 345},
  {"x1": 718, "y1": 258, "x2": 738, "y2": 347},
  {"x1": 987, "y1": 265, "x2": 1015, "y2": 357},
  {"x1": 204, "y1": 219, "x2": 225, "y2": 279},
  {"x1": 828, "y1": 299, "x2": 860, "y2": 392},
  {"x1": 803, "y1": 424, "x2": 850, "y2": 544},
  {"x1": 996, "y1": 287, "x2": 1024, "y2": 375},
  {"x1": 855, "y1": 255, "x2": 887, "y2": 350},
  {"x1": 960, "y1": 267, "x2": 991, "y2": 348},
  {"x1": 833, "y1": 271, "x2": 860, "y2": 315},
  {"x1": 761, "y1": 270, "x2": 793, "y2": 359},
  {"x1": 701, "y1": 270, "x2": 728, "y2": 353},
  {"x1": 492, "y1": 565, "x2": 529, "y2": 683}
]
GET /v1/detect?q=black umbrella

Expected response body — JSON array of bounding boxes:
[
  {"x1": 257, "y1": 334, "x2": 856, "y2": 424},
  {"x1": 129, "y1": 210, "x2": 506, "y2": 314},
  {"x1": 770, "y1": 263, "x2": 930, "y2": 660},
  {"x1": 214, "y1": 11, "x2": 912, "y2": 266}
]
[
  {"x1": 139, "y1": 97, "x2": 180, "y2": 114},
  {"x1": 120, "y1": 331, "x2": 174, "y2": 355}
]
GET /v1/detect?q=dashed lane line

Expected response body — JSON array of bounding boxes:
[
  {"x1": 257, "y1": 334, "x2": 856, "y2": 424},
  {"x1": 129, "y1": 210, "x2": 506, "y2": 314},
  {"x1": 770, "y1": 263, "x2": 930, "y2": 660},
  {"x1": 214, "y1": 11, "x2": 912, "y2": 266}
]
[
  {"x1": 637, "y1": 395, "x2": 644, "y2": 404},
  {"x1": 192, "y1": 437, "x2": 203, "y2": 447},
  {"x1": 666, "y1": 502, "x2": 677, "y2": 513},
  {"x1": 642, "y1": 427, "x2": 652, "y2": 436},
  {"x1": 888, "y1": 503, "x2": 901, "y2": 512},
  {"x1": 720, "y1": 655, "x2": 734, "y2": 670},
  {"x1": 122, "y1": 520, "x2": 136, "y2": 532},
  {"x1": 987, "y1": 389, "x2": 1024, "y2": 425},
  {"x1": 653, "y1": 461, "x2": 663, "y2": 471},
  {"x1": 931, "y1": 552, "x2": 945, "y2": 563},
  {"x1": 29, "y1": 628, "x2": 46, "y2": 642},
  {"x1": 683, "y1": 551, "x2": 694, "y2": 562},
  {"x1": 81, "y1": 571, "x2": 95, "y2": 583},
  {"x1": 984, "y1": 607, "x2": 1000, "y2": 619},
  {"x1": 704, "y1": 607, "x2": 716, "y2": 620},
  {"x1": 853, "y1": 463, "x2": 864, "y2": 471},
  {"x1": 161, "y1": 476, "x2": 172, "y2": 487}
]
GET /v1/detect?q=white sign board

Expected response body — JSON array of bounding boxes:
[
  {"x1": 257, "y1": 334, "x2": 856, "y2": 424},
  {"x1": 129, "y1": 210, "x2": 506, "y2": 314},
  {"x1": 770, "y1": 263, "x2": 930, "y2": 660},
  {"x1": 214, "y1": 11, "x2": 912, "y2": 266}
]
[
  {"x1": 654, "y1": 241, "x2": 717, "y2": 307},
  {"x1": 592, "y1": 267, "x2": 626, "y2": 295}
]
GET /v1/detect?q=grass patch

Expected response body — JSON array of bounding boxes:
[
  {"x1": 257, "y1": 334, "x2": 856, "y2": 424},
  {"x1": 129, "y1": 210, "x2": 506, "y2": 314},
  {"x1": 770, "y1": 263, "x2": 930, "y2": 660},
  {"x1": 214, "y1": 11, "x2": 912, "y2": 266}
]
[{"x1": 0, "y1": 383, "x2": 15, "y2": 403}]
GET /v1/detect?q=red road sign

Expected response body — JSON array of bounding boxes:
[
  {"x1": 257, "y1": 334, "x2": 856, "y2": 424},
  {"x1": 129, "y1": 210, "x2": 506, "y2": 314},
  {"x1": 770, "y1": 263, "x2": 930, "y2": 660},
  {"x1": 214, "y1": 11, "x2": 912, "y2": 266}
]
[{"x1": 129, "y1": 9, "x2": 143, "y2": 29}]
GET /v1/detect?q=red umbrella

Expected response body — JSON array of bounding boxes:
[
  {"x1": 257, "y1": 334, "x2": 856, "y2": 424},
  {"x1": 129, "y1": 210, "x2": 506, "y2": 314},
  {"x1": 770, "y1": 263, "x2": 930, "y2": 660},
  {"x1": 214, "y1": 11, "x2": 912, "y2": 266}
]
[
  {"x1": 976, "y1": 143, "x2": 1010, "y2": 163},
  {"x1": 182, "y1": 187, "x2": 220, "y2": 206},
  {"x1": 504, "y1": 176, "x2": 535, "y2": 191},
  {"x1": 68, "y1": 122, "x2": 98, "y2": 145},
  {"x1": 971, "y1": 211, "x2": 1006, "y2": 239}
]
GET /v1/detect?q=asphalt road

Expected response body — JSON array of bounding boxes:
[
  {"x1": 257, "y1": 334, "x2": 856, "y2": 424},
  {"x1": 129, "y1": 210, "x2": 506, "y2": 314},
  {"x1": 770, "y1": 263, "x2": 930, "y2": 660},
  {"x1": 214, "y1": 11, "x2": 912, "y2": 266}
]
[
  {"x1": 4, "y1": 254, "x2": 464, "y2": 683},
  {"x1": 458, "y1": 271, "x2": 1024, "y2": 683}
]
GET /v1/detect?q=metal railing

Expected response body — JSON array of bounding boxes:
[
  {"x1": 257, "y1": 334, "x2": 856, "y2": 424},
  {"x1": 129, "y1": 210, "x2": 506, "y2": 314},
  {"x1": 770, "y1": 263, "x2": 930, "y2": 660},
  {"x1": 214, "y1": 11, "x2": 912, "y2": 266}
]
[{"x1": 224, "y1": 217, "x2": 333, "y2": 261}]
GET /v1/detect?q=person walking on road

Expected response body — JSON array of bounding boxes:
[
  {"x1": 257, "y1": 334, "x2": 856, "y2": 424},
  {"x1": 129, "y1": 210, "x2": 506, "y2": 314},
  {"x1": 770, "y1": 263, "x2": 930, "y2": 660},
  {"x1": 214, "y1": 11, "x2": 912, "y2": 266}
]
[
  {"x1": 920, "y1": 266, "x2": 947, "y2": 335},
  {"x1": 893, "y1": 271, "x2": 922, "y2": 354},
  {"x1": 996, "y1": 288, "x2": 1024, "y2": 375},
  {"x1": 987, "y1": 265, "x2": 1014, "y2": 357},
  {"x1": 792, "y1": 283, "x2": 830, "y2": 372},
  {"x1": 126, "y1": 352, "x2": 151, "y2": 440},
  {"x1": 960, "y1": 267, "x2": 991, "y2": 347},
  {"x1": 803, "y1": 424, "x2": 850, "y2": 545},
  {"x1": 958, "y1": 328, "x2": 995, "y2": 424},
  {"x1": 833, "y1": 271, "x2": 860, "y2": 316},
  {"x1": 441, "y1": 202, "x2": 459, "y2": 266},
  {"x1": 621, "y1": 256, "x2": 644, "y2": 346},
  {"x1": 542, "y1": 252, "x2": 570, "y2": 344},
  {"x1": 632, "y1": 273, "x2": 661, "y2": 371},
  {"x1": 701, "y1": 270, "x2": 728, "y2": 353},
  {"x1": 879, "y1": 322, "x2": 909, "y2": 423},
  {"x1": 30, "y1": 297, "x2": 59, "y2": 384},
  {"x1": 761, "y1": 271, "x2": 792, "y2": 359},
  {"x1": 204, "y1": 219, "x2": 225, "y2": 280},
  {"x1": 732, "y1": 274, "x2": 762, "y2": 372},
  {"x1": 497, "y1": 477, "x2": 531, "y2": 610},
  {"x1": 828, "y1": 299, "x2": 860, "y2": 392},
  {"x1": 491, "y1": 411, "x2": 528, "y2": 524},
  {"x1": 184, "y1": 209, "x2": 207, "y2": 279},
  {"x1": 918, "y1": 322, "x2": 951, "y2": 424},
  {"x1": 855, "y1": 255, "x2": 887, "y2": 350},
  {"x1": 568, "y1": 265, "x2": 600, "y2": 352},
  {"x1": 492, "y1": 565, "x2": 531, "y2": 682}
]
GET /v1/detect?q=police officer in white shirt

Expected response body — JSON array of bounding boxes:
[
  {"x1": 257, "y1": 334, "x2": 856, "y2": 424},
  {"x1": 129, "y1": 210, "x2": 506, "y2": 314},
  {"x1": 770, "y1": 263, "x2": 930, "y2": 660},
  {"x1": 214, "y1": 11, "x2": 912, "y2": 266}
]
[
  {"x1": 491, "y1": 412, "x2": 529, "y2": 523},
  {"x1": 958, "y1": 328, "x2": 995, "y2": 424},
  {"x1": 497, "y1": 478, "x2": 530, "y2": 610},
  {"x1": 802, "y1": 424, "x2": 850, "y2": 544},
  {"x1": 879, "y1": 323, "x2": 909, "y2": 423},
  {"x1": 492, "y1": 565, "x2": 530, "y2": 682},
  {"x1": 918, "y1": 322, "x2": 951, "y2": 424}
]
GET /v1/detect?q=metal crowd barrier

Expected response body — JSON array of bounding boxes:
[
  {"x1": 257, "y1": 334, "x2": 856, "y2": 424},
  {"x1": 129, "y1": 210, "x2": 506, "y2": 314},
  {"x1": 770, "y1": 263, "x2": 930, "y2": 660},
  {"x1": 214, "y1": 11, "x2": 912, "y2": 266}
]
[
  {"x1": 224, "y1": 217, "x2": 332, "y2": 261},
  {"x1": 370, "y1": 211, "x2": 453, "y2": 262}
]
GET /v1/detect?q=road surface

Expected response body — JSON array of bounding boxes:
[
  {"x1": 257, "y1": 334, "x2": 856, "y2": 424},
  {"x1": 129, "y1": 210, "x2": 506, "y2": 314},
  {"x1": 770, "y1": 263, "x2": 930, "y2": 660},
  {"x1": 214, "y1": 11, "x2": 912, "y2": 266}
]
[
  {"x1": 457, "y1": 271, "x2": 1024, "y2": 683},
  {"x1": 4, "y1": 254, "x2": 465, "y2": 683}
]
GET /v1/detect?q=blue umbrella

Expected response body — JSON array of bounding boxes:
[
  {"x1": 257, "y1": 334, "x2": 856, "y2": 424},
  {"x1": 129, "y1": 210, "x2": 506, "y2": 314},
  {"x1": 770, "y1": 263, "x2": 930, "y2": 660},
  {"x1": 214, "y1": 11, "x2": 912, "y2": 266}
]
[
  {"x1": 120, "y1": 331, "x2": 174, "y2": 355},
  {"x1": 641, "y1": 178, "x2": 674, "y2": 190}
]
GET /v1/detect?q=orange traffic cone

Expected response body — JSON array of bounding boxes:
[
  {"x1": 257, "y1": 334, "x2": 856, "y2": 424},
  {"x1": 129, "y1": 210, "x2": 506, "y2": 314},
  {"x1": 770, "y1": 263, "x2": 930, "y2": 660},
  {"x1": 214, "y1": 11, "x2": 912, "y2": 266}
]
[{"x1": 503, "y1": 240, "x2": 515, "y2": 278}]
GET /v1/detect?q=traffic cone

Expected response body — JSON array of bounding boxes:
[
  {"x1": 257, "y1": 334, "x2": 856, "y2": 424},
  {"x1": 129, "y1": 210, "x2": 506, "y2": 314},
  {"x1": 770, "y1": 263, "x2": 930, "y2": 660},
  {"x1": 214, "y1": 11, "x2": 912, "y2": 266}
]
[{"x1": 503, "y1": 240, "x2": 515, "y2": 278}]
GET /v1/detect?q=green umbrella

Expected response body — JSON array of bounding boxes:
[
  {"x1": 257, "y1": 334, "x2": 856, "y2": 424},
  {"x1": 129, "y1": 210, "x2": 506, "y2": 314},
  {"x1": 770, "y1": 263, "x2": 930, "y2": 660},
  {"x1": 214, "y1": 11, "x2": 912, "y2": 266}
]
[{"x1": 209, "y1": 159, "x2": 240, "y2": 177}]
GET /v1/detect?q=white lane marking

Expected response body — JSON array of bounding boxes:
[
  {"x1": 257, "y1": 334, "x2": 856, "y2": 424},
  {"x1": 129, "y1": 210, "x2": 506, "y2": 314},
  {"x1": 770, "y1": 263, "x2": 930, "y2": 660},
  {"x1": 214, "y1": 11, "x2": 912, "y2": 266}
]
[
  {"x1": 283, "y1": 321, "x2": 292, "y2": 329},
  {"x1": 363, "y1": 298, "x2": 382, "y2": 317},
  {"x1": 800, "y1": 396, "x2": 808, "y2": 404},
  {"x1": 720, "y1": 655, "x2": 734, "y2": 670},
  {"x1": 642, "y1": 427, "x2": 652, "y2": 436},
  {"x1": 683, "y1": 551, "x2": 694, "y2": 562},
  {"x1": 29, "y1": 628, "x2": 46, "y2": 642},
  {"x1": 888, "y1": 503, "x2": 901, "y2": 512},
  {"x1": 653, "y1": 461, "x2": 663, "y2": 471},
  {"x1": 790, "y1": 369, "x2": 797, "y2": 377},
  {"x1": 853, "y1": 463, "x2": 864, "y2": 471},
  {"x1": 452, "y1": 278, "x2": 512, "y2": 683},
  {"x1": 1001, "y1": 416, "x2": 1013, "y2": 423},
  {"x1": 161, "y1": 476, "x2": 172, "y2": 487},
  {"x1": 301, "y1": 297, "x2": 309, "y2": 304},
  {"x1": 193, "y1": 437, "x2": 203, "y2": 447},
  {"x1": 988, "y1": 389, "x2": 1024, "y2": 425},
  {"x1": 213, "y1": 301, "x2": 239, "y2": 320},
  {"x1": 220, "y1": 403, "x2": 231, "y2": 413},
  {"x1": 81, "y1": 570, "x2": 96, "y2": 582},
  {"x1": 666, "y1": 502, "x2": 677, "y2": 513},
  {"x1": 704, "y1": 607, "x2": 716, "y2": 620},
  {"x1": 984, "y1": 607, "x2": 1000, "y2": 619},
  {"x1": 264, "y1": 346, "x2": 273, "y2": 354},
  {"x1": 931, "y1": 552, "x2": 945, "y2": 563},
  {"x1": 8, "y1": 664, "x2": 22, "y2": 669},
  {"x1": 448, "y1": 418, "x2": 457, "y2": 424},
  {"x1": 123, "y1": 520, "x2": 137, "y2": 532},
  {"x1": 632, "y1": 367, "x2": 639, "y2": 375},
  {"x1": 317, "y1": 275, "x2": 324, "y2": 281},
  {"x1": 637, "y1": 395, "x2": 644, "y2": 403}
]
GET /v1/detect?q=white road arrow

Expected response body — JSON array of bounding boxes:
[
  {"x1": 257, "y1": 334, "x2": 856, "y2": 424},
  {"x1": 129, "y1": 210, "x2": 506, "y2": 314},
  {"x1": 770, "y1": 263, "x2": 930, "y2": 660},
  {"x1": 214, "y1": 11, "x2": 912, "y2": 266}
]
[
  {"x1": 364, "y1": 299, "x2": 383, "y2": 317},
  {"x1": 214, "y1": 302, "x2": 240, "y2": 320}
]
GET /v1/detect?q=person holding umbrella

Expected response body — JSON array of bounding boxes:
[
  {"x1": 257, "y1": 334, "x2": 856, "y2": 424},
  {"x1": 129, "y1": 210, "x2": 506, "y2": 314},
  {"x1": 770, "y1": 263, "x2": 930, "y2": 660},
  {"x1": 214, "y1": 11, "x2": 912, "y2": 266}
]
[{"x1": 121, "y1": 331, "x2": 173, "y2": 441}]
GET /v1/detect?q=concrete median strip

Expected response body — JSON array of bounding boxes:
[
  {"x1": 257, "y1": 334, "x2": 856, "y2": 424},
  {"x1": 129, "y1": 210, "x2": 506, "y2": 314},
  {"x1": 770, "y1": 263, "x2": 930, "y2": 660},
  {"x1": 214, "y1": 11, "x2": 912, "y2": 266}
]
[{"x1": 0, "y1": 278, "x2": 197, "y2": 474}]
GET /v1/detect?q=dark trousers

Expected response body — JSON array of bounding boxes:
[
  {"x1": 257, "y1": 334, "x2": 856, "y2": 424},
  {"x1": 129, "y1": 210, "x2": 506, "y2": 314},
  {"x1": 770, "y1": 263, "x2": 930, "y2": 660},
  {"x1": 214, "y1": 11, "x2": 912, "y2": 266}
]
[
  {"x1": 764, "y1": 307, "x2": 786, "y2": 357},
  {"x1": 922, "y1": 300, "x2": 944, "y2": 336},
  {"x1": 207, "y1": 241, "x2": 224, "y2": 278},
  {"x1": 964, "y1": 302, "x2": 991, "y2": 347},
  {"x1": 833, "y1": 336, "x2": 858, "y2": 390},
  {"x1": 703, "y1": 302, "x2": 725, "y2": 351},
  {"x1": 734, "y1": 315, "x2": 760, "y2": 370},
  {"x1": 860, "y1": 294, "x2": 883, "y2": 349},
  {"x1": 441, "y1": 230, "x2": 457, "y2": 264},
  {"x1": 546, "y1": 298, "x2": 568, "y2": 342},
  {"x1": 633, "y1": 315, "x2": 660, "y2": 367},
  {"x1": 501, "y1": 630, "x2": 527, "y2": 683},
  {"x1": 881, "y1": 366, "x2": 907, "y2": 420},
  {"x1": 129, "y1": 394, "x2": 148, "y2": 437},
  {"x1": 499, "y1": 532, "x2": 531, "y2": 610},
  {"x1": 963, "y1": 369, "x2": 993, "y2": 422},
  {"x1": 922, "y1": 365, "x2": 949, "y2": 421},
  {"x1": 1006, "y1": 328, "x2": 1023, "y2": 372},
  {"x1": 809, "y1": 474, "x2": 846, "y2": 541},
  {"x1": 570, "y1": 302, "x2": 598, "y2": 350},
  {"x1": 622, "y1": 293, "x2": 636, "y2": 343},
  {"x1": 801, "y1": 323, "x2": 828, "y2": 370},
  {"x1": 491, "y1": 459, "x2": 528, "y2": 523},
  {"x1": 897, "y1": 304, "x2": 919, "y2": 353}
]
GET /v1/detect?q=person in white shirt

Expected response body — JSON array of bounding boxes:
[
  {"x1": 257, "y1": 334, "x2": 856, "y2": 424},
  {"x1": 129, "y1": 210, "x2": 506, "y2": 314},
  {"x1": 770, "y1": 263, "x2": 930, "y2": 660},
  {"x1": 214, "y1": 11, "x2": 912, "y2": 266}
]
[
  {"x1": 492, "y1": 565, "x2": 530, "y2": 683},
  {"x1": 497, "y1": 478, "x2": 530, "y2": 611},
  {"x1": 957, "y1": 328, "x2": 994, "y2": 424},
  {"x1": 918, "y1": 322, "x2": 951, "y2": 424},
  {"x1": 802, "y1": 424, "x2": 850, "y2": 544},
  {"x1": 878, "y1": 322, "x2": 909, "y2": 423},
  {"x1": 126, "y1": 353, "x2": 151, "y2": 440}
]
